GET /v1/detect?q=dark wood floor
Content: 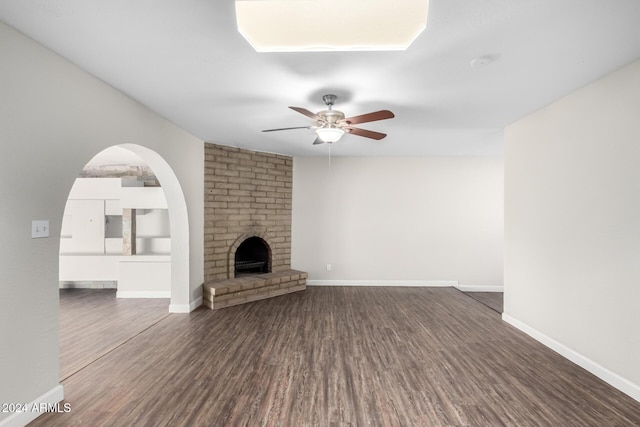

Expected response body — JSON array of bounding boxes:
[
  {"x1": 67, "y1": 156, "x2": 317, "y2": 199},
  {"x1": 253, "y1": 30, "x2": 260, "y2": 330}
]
[
  {"x1": 59, "y1": 289, "x2": 169, "y2": 380},
  {"x1": 34, "y1": 287, "x2": 640, "y2": 426}
]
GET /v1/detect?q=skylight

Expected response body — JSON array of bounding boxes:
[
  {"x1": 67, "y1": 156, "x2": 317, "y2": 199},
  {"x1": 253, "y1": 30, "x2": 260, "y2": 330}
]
[{"x1": 235, "y1": 0, "x2": 429, "y2": 52}]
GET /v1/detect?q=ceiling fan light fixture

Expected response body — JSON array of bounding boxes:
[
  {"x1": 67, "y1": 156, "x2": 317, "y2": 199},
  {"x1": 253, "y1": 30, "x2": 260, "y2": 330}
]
[{"x1": 316, "y1": 127, "x2": 345, "y2": 143}]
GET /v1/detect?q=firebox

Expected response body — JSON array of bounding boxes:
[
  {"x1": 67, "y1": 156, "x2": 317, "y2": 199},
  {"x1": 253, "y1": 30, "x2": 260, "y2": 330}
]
[{"x1": 234, "y1": 236, "x2": 271, "y2": 277}]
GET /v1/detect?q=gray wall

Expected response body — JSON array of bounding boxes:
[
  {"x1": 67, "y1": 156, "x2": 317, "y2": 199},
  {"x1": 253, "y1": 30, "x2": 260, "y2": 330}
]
[
  {"x1": 0, "y1": 21, "x2": 204, "y2": 423},
  {"x1": 504, "y1": 59, "x2": 640, "y2": 399},
  {"x1": 292, "y1": 156, "x2": 504, "y2": 287}
]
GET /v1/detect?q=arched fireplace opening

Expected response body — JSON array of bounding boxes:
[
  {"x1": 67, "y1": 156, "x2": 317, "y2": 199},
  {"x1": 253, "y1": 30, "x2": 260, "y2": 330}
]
[{"x1": 234, "y1": 236, "x2": 271, "y2": 277}]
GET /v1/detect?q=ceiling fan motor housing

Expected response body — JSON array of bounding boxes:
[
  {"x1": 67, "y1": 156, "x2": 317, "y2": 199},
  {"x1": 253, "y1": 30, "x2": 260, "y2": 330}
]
[{"x1": 318, "y1": 109, "x2": 345, "y2": 126}]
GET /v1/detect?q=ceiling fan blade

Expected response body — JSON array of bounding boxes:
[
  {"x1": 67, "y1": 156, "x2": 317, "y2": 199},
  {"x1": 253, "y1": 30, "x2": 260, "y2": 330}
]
[
  {"x1": 262, "y1": 126, "x2": 311, "y2": 132},
  {"x1": 289, "y1": 106, "x2": 320, "y2": 121},
  {"x1": 344, "y1": 126, "x2": 387, "y2": 140},
  {"x1": 342, "y1": 110, "x2": 394, "y2": 125},
  {"x1": 312, "y1": 136, "x2": 324, "y2": 145}
]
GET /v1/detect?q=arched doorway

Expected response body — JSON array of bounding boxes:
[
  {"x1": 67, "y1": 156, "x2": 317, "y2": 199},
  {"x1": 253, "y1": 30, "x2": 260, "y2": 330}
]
[
  {"x1": 57, "y1": 144, "x2": 191, "y2": 379},
  {"x1": 59, "y1": 144, "x2": 189, "y2": 311},
  {"x1": 118, "y1": 144, "x2": 190, "y2": 311}
]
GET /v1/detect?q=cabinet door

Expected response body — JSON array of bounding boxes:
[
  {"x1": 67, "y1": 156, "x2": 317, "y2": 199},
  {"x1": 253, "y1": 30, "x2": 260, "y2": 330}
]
[{"x1": 63, "y1": 199, "x2": 105, "y2": 254}]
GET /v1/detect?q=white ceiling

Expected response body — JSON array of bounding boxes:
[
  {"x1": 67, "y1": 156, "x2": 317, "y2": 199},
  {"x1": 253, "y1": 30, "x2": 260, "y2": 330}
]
[{"x1": 1, "y1": 0, "x2": 639, "y2": 157}]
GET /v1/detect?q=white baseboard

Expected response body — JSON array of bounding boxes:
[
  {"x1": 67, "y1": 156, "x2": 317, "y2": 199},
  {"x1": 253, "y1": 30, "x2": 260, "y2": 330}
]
[
  {"x1": 168, "y1": 304, "x2": 189, "y2": 313},
  {"x1": 190, "y1": 296, "x2": 203, "y2": 312},
  {"x1": 168, "y1": 296, "x2": 202, "y2": 313},
  {"x1": 0, "y1": 384, "x2": 64, "y2": 427},
  {"x1": 169, "y1": 303, "x2": 190, "y2": 313},
  {"x1": 116, "y1": 291, "x2": 171, "y2": 298},
  {"x1": 502, "y1": 313, "x2": 640, "y2": 403},
  {"x1": 306, "y1": 280, "x2": 458, "y2": 287},
  {"x1": 454, "y1": 284, "x2": 504, "y2": 292}
]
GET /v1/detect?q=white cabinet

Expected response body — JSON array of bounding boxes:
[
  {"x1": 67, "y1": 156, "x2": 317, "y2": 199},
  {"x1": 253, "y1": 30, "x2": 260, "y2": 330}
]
[
  {"x1": 59, "y1": 177, "x2": 171, "y2": 298},
  {"x1": 117, "y1": 258, "x2": 171, "y2": 298},
  {"x1": 60, "y1": 199, "x2": 105, "y2": 254}
]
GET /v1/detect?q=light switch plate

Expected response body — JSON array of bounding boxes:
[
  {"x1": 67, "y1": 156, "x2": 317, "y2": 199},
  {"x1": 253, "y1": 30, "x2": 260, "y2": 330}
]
[{"x1": 32, "y1": 220, "x2": 49, "y2": 238}]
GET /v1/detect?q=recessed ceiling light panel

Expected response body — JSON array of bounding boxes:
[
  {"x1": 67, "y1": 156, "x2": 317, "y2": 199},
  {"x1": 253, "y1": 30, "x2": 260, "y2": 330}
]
[{"x1": 236, "y1": 0, "x2": 429, "y2": 52}]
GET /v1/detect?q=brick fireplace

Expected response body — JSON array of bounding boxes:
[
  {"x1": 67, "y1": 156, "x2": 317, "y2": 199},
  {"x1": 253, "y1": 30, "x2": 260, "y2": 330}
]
[{"x1": 203, "y1": 143, "x2": 306, "y2": 309}]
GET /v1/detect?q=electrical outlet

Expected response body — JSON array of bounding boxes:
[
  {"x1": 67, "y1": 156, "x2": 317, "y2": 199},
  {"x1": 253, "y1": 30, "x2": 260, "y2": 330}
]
[
  {"x1": 326, "y1": 263, "x2": 332, "y2": 271},
  {"x1": 32, "y1": 220, "x2": 49, "y2": 238}
]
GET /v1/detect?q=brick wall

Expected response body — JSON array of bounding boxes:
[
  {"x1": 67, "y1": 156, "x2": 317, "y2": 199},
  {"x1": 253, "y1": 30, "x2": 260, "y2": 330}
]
[{"x1": 204, "y1": 143, "x2": 293, "y2": 282}]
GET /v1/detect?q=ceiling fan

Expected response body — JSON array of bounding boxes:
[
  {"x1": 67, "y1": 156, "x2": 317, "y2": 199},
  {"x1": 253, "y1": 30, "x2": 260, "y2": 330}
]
[{"x1": 262, "y1": 94, "x2": 394, "y2": 145}]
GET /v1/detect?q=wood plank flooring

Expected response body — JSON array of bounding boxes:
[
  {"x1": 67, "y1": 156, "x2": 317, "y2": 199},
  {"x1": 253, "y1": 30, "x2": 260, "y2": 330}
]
[
  {"x1": 34, "y1": 287, "x2": 640, "y2": 426},
  {"x1": 59, "y1": 289, "x2": 169, "y2": 380}
]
